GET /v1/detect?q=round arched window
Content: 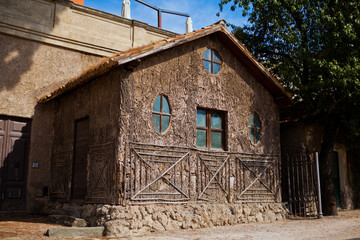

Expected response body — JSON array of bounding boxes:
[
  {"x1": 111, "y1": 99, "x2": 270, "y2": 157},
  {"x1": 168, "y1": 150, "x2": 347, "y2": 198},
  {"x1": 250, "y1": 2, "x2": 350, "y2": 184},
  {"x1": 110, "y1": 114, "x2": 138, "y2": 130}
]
[
  {"x1": 249, "y1": 112, "x2": 261, "y2": 144},
  {"x1": 152, "y1": 94, "x2": 171, "y2": 133},
  {"x1": 202, "y1": 48, "x2": 222, "y2": 74}
]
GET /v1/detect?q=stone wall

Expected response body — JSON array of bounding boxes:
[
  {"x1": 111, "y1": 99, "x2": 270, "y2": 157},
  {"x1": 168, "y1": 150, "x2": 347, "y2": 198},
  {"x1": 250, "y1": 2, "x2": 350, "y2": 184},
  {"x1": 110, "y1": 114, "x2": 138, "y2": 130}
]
[{"x1": 45, "y1": 201, "x2": 288, "y2": 236}]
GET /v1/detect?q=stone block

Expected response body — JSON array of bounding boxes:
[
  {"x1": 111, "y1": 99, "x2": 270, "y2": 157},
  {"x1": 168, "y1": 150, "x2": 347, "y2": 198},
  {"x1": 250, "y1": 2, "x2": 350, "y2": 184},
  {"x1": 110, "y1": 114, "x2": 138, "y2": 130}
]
[
  {"x1": 255, "y1": 212, "x2": 264, "y2": 222},
  {"x1": 47, "y1": 227, "x2": 104, "y2": 238}
]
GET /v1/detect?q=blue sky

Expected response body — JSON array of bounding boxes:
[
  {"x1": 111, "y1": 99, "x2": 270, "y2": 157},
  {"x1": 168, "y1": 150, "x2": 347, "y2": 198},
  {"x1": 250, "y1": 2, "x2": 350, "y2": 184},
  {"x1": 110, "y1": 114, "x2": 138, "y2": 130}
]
[{"x1": 85, "y1": 0, "x2": 248, "y2": 33}]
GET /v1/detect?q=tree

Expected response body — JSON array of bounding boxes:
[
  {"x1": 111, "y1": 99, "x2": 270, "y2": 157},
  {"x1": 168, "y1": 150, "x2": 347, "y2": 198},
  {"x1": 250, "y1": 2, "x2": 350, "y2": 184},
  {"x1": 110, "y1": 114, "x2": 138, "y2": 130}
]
[{"x1": 219, "y1": 0, "x2": 360, "y2": 215}]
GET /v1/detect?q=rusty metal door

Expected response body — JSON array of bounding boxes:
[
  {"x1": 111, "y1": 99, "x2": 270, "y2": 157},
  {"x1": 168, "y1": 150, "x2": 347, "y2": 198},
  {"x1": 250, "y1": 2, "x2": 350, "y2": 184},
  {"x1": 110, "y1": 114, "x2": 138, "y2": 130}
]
[
  {"x1": 71, "y1": 117, "x2": 89, "y2": 200},
  {"x1": 285, "y1": 152, "x2": 319, "y2": 218},
  {"x1": 0, "y1": 116, "x2": 31, "y2": 211}
]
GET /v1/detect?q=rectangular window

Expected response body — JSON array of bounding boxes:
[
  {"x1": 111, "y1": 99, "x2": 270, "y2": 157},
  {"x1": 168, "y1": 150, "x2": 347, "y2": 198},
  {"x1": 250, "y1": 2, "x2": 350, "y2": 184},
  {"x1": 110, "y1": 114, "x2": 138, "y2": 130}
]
[{"x1": 196, "y1": 108, "x2": 225, "y2": 150}]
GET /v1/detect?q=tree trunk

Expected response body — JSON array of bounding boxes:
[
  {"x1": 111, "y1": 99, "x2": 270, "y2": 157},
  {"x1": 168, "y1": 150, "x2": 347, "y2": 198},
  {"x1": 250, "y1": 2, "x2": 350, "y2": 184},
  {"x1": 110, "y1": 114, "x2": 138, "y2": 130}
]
[{"x1": 319, "y1": 116, "x2": 340, "y2": 216}]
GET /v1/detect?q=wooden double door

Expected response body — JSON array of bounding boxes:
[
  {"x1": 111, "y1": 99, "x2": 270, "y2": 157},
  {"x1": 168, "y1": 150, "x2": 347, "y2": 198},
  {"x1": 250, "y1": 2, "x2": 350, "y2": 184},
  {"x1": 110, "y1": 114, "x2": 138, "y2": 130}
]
[{"x1": 0, "y1": 116, "x2": 31, "y2": 211}]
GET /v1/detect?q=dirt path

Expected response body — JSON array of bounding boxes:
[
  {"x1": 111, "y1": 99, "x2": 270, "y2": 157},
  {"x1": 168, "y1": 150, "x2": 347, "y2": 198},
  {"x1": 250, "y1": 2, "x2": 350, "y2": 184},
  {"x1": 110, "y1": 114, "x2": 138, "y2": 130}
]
[
  {"x1": 129, "y1": 210, "x2": 360, "y2": 240},
  {"x1": 0, "y1": 210, "x2": 359, "y2": 240}
]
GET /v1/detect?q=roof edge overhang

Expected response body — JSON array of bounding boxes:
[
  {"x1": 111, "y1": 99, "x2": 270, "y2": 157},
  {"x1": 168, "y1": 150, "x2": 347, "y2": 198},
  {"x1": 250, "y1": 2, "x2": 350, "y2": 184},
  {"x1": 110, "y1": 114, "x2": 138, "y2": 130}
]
[{"x1": 39, "y1": 20, "x2": 291, "y2": 106}]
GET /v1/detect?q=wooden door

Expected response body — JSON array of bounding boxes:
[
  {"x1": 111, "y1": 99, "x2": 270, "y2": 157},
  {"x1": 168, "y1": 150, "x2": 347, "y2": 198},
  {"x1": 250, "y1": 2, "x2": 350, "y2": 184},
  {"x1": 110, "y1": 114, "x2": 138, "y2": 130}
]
[
  {"x1": 0, "y1": 116, "x2": 31, "y2": 211},
  {"x1": 71, "y1": 117, "x2": 89, "y2": 200}
]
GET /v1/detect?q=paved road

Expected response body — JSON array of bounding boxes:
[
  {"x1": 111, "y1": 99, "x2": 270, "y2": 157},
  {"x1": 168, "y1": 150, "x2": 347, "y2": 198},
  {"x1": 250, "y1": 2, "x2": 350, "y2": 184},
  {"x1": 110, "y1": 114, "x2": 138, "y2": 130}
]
[{"x1": 0, "y1": 210, "x2": 359, "y2": 240}]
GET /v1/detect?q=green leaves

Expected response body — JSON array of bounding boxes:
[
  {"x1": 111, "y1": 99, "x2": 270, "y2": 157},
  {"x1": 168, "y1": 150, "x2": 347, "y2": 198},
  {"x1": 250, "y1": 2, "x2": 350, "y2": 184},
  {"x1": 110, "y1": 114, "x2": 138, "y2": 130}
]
[{"x1": 220, "y1": 0, "x2": 360, "y2": 137}]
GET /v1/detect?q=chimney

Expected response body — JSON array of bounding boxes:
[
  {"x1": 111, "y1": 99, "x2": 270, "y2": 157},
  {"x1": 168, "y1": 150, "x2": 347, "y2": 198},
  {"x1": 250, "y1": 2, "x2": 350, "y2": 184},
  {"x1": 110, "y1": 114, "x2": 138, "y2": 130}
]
[
  {"x1": 186, "y1": 17, "x2": 193, "y2": 33},
  {"x1": 121, "y1": 0, "x2": 131, "y2": 19},
  {"x1": 71, "y1": 0, "x2": 84, "y2": 5}
]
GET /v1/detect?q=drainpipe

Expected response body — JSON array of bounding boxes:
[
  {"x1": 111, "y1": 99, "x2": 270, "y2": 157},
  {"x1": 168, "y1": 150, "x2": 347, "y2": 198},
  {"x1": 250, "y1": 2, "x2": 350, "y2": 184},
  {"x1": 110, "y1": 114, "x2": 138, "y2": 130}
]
[{"x1": 315, "y1": 152, "x2": 323, "y2": 219}]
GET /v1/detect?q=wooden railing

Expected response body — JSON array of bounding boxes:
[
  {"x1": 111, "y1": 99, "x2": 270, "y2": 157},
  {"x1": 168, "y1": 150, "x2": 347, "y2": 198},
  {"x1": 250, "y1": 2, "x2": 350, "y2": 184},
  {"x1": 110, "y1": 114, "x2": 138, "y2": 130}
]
[{"x1": 124, "y1": 142, "x2": 280, "y2": 205}]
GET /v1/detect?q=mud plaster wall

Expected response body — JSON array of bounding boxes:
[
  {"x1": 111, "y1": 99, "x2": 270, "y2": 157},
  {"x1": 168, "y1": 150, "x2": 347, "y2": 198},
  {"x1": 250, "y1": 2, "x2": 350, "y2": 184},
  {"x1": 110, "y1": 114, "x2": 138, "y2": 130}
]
[
  {"x1": 117, "y1": 35, "x2": 282, "y2": 203},
  {"x1": 27, "y1": 101, "x2": 55, "y2": 211},
  {"x1": 119, "y1": 35, "x2": 280, "y2": 155},
  {"x1": 0, "y1": 33, "x2": 101, "y2": 118},
  {"x1": 280, "y1": 121, "x2": 324, "y2": 155},
  {"x1": 52, "y1": 69, "x2": 119, "y2": 152},
  {"x1": 27, "y1": 70, "x2": 120, "y2": 211}
]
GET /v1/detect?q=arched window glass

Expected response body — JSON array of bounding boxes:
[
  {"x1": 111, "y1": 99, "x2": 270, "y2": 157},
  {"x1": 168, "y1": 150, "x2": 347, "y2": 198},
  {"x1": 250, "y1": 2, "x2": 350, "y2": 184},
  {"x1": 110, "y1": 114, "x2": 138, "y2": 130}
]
[
  {"x1": 152, "y1": 94, "x2": 171, "y2": 133},
  {"x1": 249, "y1": 112, "x2": 261, "y2": 144},
  {"x1": 202, "y1": 48, "x2": 222, "y2": 74}
]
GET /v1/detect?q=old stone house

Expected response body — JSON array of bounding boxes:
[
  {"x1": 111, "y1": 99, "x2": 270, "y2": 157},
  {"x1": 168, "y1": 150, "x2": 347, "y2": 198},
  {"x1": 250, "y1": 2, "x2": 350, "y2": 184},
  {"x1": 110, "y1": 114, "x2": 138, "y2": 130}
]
[
  {"x1": 0, "y1": 0, "x2": 174, "y2": 211},
  {"x1": 1, "y1": 0, "x2": 358, "y2": 234},
  {"x1": 27, "y1": 21, "x2": 292, "y2": 234}
]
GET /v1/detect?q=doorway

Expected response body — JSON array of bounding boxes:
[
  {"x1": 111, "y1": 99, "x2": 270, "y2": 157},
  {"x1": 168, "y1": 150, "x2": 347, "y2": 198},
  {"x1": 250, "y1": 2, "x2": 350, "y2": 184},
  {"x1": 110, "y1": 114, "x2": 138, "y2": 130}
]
[
  {"x1": 71, "y1": 117, "x2": 89, "y2": 200},
  {"x1": 0, "y1": 116, "x2": 31, "y2": 211}
]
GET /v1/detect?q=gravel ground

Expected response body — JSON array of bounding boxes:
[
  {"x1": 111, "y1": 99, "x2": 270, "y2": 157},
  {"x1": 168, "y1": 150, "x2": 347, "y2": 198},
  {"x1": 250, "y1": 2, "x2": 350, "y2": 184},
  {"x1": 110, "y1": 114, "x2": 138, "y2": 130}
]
[{"x1": 0, "y1": 210, "x2": 359, "y2": 240}]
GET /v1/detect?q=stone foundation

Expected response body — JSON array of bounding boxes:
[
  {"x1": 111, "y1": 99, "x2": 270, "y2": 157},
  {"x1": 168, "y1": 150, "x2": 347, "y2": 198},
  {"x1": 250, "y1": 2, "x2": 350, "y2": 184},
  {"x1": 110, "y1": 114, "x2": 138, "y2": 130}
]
[{"x1": 44, "y1": 201, "x2": 288, "y2": 237}]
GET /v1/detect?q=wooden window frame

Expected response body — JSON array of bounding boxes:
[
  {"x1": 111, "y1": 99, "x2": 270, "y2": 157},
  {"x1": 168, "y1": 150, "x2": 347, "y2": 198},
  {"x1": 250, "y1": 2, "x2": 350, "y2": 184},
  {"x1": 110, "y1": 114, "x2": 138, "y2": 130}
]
[
  {"x1": 196, "y1": 108, "x2": 226, "y2": 150},
  {"x1": 248, "y1": 112, "x2": 261, "y2": 144},
  {"x1": 202, "y1": 48, "x2": 223, "y2": 74},
  {"x1": 152, "y1": 94, "x2": 171, "y2": 134}
]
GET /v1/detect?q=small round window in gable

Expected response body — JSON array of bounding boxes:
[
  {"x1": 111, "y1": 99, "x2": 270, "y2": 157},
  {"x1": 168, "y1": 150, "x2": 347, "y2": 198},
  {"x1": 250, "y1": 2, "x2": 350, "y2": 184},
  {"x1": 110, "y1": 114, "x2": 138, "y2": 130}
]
[
  {"x1": 249, "y1": 112, "x2": 261, "y2": 144},
  {"x1": 152, "y1": 94, "x2": 171, "y2": 134},
  {"x1": 202, "y1": 48, "x2": 222, "y2": 74}
]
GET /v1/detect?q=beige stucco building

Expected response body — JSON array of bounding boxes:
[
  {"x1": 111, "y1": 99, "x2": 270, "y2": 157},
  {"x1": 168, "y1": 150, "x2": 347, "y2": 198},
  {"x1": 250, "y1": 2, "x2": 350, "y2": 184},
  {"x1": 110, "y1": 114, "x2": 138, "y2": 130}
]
[{"x1": 0, "y1": 0, "x2": 174, "y2": 211}]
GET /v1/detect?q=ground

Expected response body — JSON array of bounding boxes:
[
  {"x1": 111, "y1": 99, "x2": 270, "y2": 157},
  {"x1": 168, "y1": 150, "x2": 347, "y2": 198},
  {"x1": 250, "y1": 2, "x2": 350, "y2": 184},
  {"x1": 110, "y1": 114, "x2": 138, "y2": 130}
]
[{"x1": 0, "y1": 210, "x2": 359, "y2": 240}]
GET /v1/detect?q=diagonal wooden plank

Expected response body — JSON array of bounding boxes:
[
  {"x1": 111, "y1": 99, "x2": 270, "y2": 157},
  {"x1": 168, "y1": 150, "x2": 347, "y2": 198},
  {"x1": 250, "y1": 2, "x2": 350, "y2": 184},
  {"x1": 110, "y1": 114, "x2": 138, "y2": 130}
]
[
  {"x1": 133, "y1": 149, "x2": 152, "y2": 169},
  {"x1": 199, "y1": 155, "x2": 228, "y2": 196},
  {"x1": 89, "y1": 152, "x2": 112, "y2": 196},
  {"x1": 237, "y1": 156, "x2": 276, "y2": 198},
  {"x1": 52, "y1": 152, "x2": 71, "y2": 197},
  {"x1": 132, "y1": 148, "x2": 190, "y2": 198},
  {"x1": 132, "y1": 152, "x2": 190, "y2": 199},
  {"x1": 198, "y1": 155, "x2": 229, "y2": 199}
]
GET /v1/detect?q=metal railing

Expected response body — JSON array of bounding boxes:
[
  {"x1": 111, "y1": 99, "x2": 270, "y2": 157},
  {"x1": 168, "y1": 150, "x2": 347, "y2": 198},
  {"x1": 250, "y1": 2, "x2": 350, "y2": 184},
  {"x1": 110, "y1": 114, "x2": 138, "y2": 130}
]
[{"x1": 285, "y1": 152, "x2": 321, "y2": 218}]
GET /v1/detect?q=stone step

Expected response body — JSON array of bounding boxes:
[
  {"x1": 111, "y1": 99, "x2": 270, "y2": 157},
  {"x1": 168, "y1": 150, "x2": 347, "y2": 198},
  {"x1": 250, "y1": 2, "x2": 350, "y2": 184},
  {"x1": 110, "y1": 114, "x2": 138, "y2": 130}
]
[{"x1": 47, "y1": 226, "x2": 104, "y2": 238}]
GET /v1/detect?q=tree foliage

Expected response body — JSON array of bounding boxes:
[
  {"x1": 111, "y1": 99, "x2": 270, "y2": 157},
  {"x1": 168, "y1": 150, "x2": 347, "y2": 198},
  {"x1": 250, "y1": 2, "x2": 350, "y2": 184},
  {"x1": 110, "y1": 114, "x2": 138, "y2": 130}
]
[
  {"x1": 219, "y1": 0, "x2": 360, "y2": 130},
  {"x1": 219, "y1": 0, "x2": 360, "y2": 215}
]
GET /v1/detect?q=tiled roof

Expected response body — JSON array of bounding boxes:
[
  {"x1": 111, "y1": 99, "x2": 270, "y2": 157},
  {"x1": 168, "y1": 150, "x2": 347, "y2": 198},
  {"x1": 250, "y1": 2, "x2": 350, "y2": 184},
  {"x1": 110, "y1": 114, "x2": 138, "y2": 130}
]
[{"x1": 39, "y1": 20, "x2": 291, "y2": 106}]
